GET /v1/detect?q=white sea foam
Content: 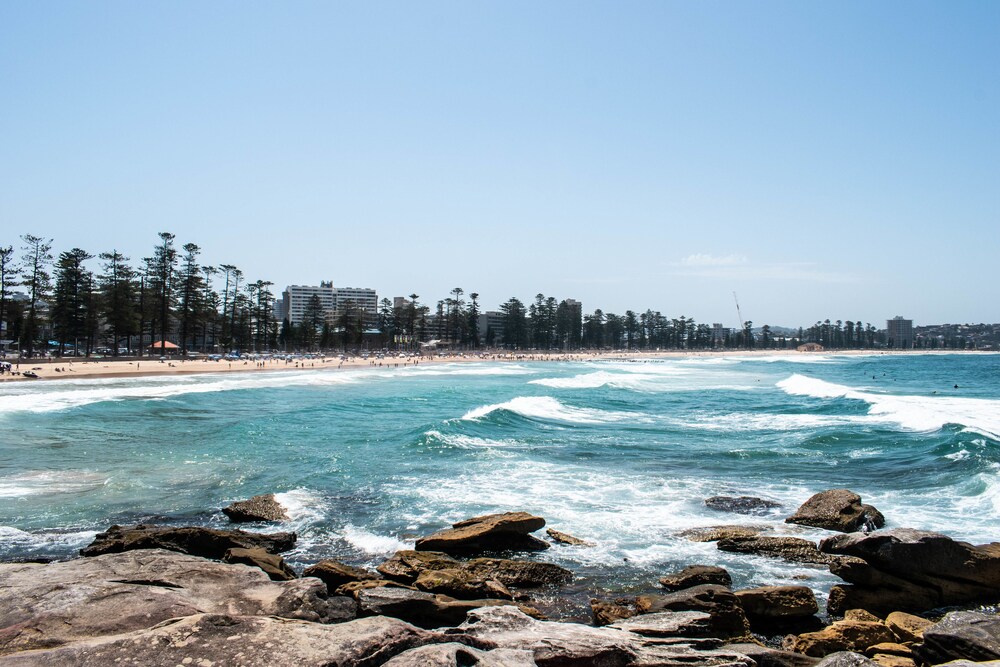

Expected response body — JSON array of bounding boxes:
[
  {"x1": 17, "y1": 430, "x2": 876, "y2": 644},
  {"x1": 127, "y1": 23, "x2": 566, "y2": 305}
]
[
  {"x1": 274, "y1": 488, "x2": 327, "y2": 524},
  {"x1": 0, "y1": 470, "x2": 108, "y2": 498},
  {"x1": 341, "y1": 524, "x2": 408, "y2": 555},
  {"x1": 460, "y1": 396, "x2": 646, "y2": 424},
  {"x1": 673, "y1": 412, "x2": 870, "y2": 432},
  {"x1": 777, "y1": 374, "x2": 1000, "y2": 440},
  {"x1": 529, "y1": 371, "x2": 660, "y2": 390},
  {"x1": 424, "y1": 430, "x2": 526, "y2": 449},
  {"x1": 0, "y1": 525, "x2": 99, "y2": 551}
]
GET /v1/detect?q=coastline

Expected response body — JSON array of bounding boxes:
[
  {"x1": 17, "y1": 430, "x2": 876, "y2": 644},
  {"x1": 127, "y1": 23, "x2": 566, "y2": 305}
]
[{"x1": 0, "y1": 348, "x2": 990, "y2": 384}]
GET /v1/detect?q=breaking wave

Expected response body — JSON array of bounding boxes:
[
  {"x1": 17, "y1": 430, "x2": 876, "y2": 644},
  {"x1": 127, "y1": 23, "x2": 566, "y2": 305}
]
[{"x1": 460, "y1": 396, "x2": 646, "y2": 424}]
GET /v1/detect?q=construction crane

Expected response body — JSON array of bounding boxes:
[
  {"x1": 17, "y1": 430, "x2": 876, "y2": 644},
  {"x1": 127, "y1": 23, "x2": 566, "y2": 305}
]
[{"x1": 733, "y1": 292, "x2": 743, "y2": 331}]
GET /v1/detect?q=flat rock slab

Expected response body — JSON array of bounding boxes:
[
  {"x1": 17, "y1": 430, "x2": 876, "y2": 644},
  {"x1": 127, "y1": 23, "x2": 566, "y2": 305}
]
[
  {"x1": 0, "y1": 549, "x2": 354, "y2": 656},
  {"x1": 914, "y1": 611, "x2": 1000, "y2": 665},
  {"x1": 660, "y1": 565, "x2": 732, "y2": 590},
  {"x1": 546, "y1": 528, "x2": 594, "y2": 546},
  {"x1": 356, "y1": 585, "x2": 519, "y2": 629},
  {"x1": 608, "y1": 610, "x2": 713, "y2": 637},
  {"x1": 718, "y1": 536, "x2": 835, "y2": 564},
  {"x1": 705, "y1": 496, "x2": 781, "y2": 515},
  {"x1": 0, "y1": 613, "x2": 488, "y2": 667},
  {"x1": 80, "y1": 523, "x2": 297, "y2": 559},
  {"x1": 415, "y1": 512, "x2": 549, "y2": 554},
  {"x1": 222, "y1": 493, "x2": 289, "y2": 522},
  {"x1": 382, "y1": 642, "x2": 536, "y2": 666}
]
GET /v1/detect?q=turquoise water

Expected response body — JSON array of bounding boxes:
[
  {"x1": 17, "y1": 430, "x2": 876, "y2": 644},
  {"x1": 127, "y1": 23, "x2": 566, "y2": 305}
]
[{"x1": 2, "y1": 353, "x2": 999, "y2": 617}]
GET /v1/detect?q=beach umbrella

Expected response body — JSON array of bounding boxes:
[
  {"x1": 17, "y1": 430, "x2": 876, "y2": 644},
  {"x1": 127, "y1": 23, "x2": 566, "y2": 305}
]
[{"x1": 147, "y1": 341, "x2": 179, "y2": 349}]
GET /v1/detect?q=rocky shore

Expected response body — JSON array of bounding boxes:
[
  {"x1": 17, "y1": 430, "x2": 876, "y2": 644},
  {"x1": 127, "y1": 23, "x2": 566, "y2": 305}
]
[{"x1": 2, "y1": 491, "x2": 1000, "y2": 666}]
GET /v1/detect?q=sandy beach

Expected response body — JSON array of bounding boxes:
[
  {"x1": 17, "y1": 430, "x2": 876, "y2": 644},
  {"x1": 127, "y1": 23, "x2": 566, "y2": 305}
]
[{"x1": 0, "y1": 348, "x2": 986, "y2": 383}]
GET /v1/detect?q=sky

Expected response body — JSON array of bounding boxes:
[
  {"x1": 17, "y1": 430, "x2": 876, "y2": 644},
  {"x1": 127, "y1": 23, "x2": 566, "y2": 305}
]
[{"x1": 1, "y1": 2, "x2": 997, "y2": 328}]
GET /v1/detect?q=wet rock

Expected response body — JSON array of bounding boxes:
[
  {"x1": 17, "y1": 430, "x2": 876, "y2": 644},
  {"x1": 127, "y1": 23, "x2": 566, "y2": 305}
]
[
  {"x1": 222, "y1": 492, "x2": 289, "y2": 522},
  {"x1": 80, "y1": 523, "x2": 296, "y2": 559},
  {"x1": 883, "y1": 611, "x2": 930, "y2": 643},
  {"x1": 377, "y1": 550, "x2": 571, "y2": 595},
  {"x1": 608, "y1": 610, "x2": 714, "y2": 637},
  {"x1": 636, "y1": 584, "x2": 750, "y2": 639},
  {"x1": 680, "y1": 525, "x2": 768, "y2": 542},
  {"x1": 820, "y1": 529, "x2": 1000, "y2": 614},
  {"x1": 784, "y1": 620, "x2": 896, "y2": 657},
  {"x1": 382, "y1": 642, "x2": 536, "y2": 666},
  {"x1": 356, "y1": 585, "x2": 520, "y2": 629},
  {"x1": 0, "y1": 613, "x2": 488, "y2": 667},
  {"x1": 736, "y1": 586, "x2": 821, "y2": 634},
  {"x1": 660, "y1": 564, "x2": 732, "y2": 590},
  {"x1": 336, "y1": 579, "x2": 414, "y2": 598},
  {"x1": 785, "y1": 490, "x2": 884, "y2": 533},
  {"x1": 304, "y1": 559, "x2": 380, "y2": 591},
  {"x1": 546, "y1": 528, "x2": 593, "y2": 546},
  {"x1": 462, "y1": 558, "x2": 572, "y2": 587},
  {"x1": 414, "y1": 568, "x2": 514, "y2": 600},
  {"x1": 717, "y1": 535, "x2": 836, "y2": 564},
  {"x1": 224, "y1": 546, "x2": 297, "y2": 581},
  {"x1": 706, "y1": 495, "x2": 782, "y2": 515},
  {"x1": 591, "y1": 598, "x2": 639, "y2": 626},
  {"x1": 0, "y1": 549, "x2": 355, "y2": 656},
  {"x1": 724, "y1": 642, "x2": 820, "y2": 667},
  {"x1": 415, "y1": 512, "x2": 549, "y2": 554},
  {"x1": 913, "y1": 611, "x2": 1000, "y2": 665}
]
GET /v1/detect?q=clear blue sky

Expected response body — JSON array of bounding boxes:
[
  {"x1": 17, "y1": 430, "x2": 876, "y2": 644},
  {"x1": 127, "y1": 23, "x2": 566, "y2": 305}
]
[{"x1": 2, "y1": 2, "x2": 997, "y2": 328}]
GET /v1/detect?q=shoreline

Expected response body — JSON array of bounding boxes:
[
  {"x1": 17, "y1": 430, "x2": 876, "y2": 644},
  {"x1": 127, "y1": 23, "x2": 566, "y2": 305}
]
[{"x1": 1, "y1": 348, "x2": 991, "y2": 384}]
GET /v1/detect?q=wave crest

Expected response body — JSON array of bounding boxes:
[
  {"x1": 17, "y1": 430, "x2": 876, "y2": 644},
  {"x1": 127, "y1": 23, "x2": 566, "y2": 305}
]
[{"x1": 460, "y1": 396, "x2": 645, "y2": 424}]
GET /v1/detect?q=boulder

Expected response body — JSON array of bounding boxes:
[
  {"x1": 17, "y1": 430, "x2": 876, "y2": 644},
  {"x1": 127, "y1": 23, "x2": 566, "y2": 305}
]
[
  {"x1": 785, "y1": 490, "x2": 884, "y2": 533},
  {"x1": 0, "y1": 613, "x2": 491, "y2": 667},
  {"x1": 863, "y1": 642, "x2": 912, "y2": 658},
  {"x1": 706, "y1": 495, "x2": 782, "y2": 515},
  {"x1": 222, "y1": 493, "x2": 289, "y2": 522},
  {"x1": 867, "y1": 655, "x2": 914, "y2": 667},
  {"x1": 844, "y1": 610, "x2": 882, "y2": 622},
  {"x1": 660, "y1": 565, "x2": 732, "y2": 590},
  {"x1": 356, "y1": 585, "x2": 520, "y2": 629},
  {"x1": 814, "y1": 653, "x2": 880, "y2": 667},
  {"x1": 304, "y1": 559, "x2": 381, "y2": 591},
  {"x1": 820, "y1": 529, "x2": 1000, "y2": 614},
  {"x1": 378, "y1": 550, "x2": 462, "y2": 582},
  {"x1": 736, "y1": 586, "x2": 818, "y2": 619},
  {"x1": 336, "y1": 579, "x2": 414, "y2": 598},
  {"x1": 415, "y1": 512, "x2": 549, "y2": 554},
  {"x1": 382, "y1": 642, "x2": 536, "y2": 666},
  {"x1": 680, "y1": 525, "x2": 768, "y2": 542},
  {"x1": 462, "y1": 557, "x2": 572, "y2": 587},
  {"x1": 80, "y1": 523, "x2": 296, "y2": 559},
  {"x1": 546, "y1": 528, "x2": 593, "y2": 546},
  {"x1": 884, "y1": 611, "x2": 930, "y2": 643},
  {"x1": 608, "y1": 610, "x2": 714, "y2": 638},
  {"x1": 224, "y1": 546, "x2": 297, "y2": 581},
  {"x1": 591, "y1": 598, "x2": 639, "y2": 626},
  {"x1": 0, "y1": 549, "x2": 355, "y2": 656},
  {"x1": 414, "y1": 568, "x2": 514, "y2": 600},
  {"x1": 724, "y1": 642, "x2": 820, "y2": 667},
  {"x1": 784, "y1": 620, "x2": 896, "y2": 657},
  {"x1": 717, "y1": 536, "x2": 836, "y2": 564},
  {"x1": 636, "y1": 584, "x2": 750, "y2": 639},
  {"x1": 913, "y1": 611, "x2": 1000, "y2": 665}
]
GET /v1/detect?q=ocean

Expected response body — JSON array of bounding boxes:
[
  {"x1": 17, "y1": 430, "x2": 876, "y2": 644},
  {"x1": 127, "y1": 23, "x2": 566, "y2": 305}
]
[{"x1": 2, "y1": 353, "x2": 998, "y2": 618}]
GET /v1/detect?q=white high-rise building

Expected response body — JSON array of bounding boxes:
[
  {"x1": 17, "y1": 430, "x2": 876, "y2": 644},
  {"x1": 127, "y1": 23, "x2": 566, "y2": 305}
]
[{"x1": 282, "y1": 282, "x2": 336, "y2": 324}]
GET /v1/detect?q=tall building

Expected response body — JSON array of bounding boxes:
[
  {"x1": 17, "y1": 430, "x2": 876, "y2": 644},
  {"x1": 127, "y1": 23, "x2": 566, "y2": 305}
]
[
  {"x1": 886, "y1": 316, "x2": 914, "y2": 349},
  {"x1": 334, "y1": 287, "x2": 378, "y2": 315},
  {"x1": 478, "y1": 311, "x2": 505, "y2": 345},
  {"x1": 281, "y1": 283, "x2": 336, "y2": 324},
  {"x1": 712, "y1": 323, "x2": 727, "y2": 345}
]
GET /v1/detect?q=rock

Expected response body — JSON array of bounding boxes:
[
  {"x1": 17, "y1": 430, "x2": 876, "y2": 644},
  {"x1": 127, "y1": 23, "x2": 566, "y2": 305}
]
[
  {"x1": 868, "y1": 655, "x2": 914, "y2": 667},
  {"x1": 382, "y1": 642, "x2": 536, "y2": 666},
  {"x1": 706, "y1": 495, "x2": 782, "y2": 515},
  {"x1": 336, "y1": 579, "x2": 413, "y2": 598},
  {"x1": 0, "y1": 613, "x2": 491, "y2": 667},
  {"x1": 462, "y1": 557, "x2": 573, "y2": 587},
  {"x1": 636, "y1": 584, "x2": 750, "y2": 639},
  {"x1": 913, "y1": 611, "x2": 1000, "y2": 665},
  {"x1": 844, "y1": 610, "x2": 883, "y2": 622},
  {"x1": 0, "y1": 549, "x2": 355, "y2": 656},
  {"x1": 304, "y1": 559, "x2": 380, "y2": 591},
  {"x1": 814, "y1": 652, "x2": 880, "y2": 667},
  {"x1": 717, "y1": 536, "x2": 836, "y2": 564},
  {"x1": 608, "y1": 610, "x2": 714, "y2": 637},
  {"x1": 884, "y1": 611, "x2": 930, "y2": 643},
  {"x1": 546, "y1": 528, "x2": 593, "y2": 546},
  {"x1": 784, "y1": 620, "x2": 896, "y2": 657},
  {"x1": 820, "y1": 529, "x2": 1000, "y2": 614},
  {"x1": 680, "y1": 525, "x2": 768, "y2": 542},
  {"x1": 724, "y1": 642, "x2": 820, "y2": 667},
  {"x1": 222, "y1": 492, "x2": 289, "y2": 522},
  {"x1": 415, "y1": 512, "x2": 549, "y2": 554},
  {"x1": 591, "y1": 598, "x2": 639, "y2": 626},
  {"x1": 224, "y1": 547, "x2": 297, "y2": 581},
  {"x1": 378, "y1": 550, "x2": 462, "y2": 582},
  {"x1": 660, "y1": 565, "x2": 732, "y2": 590},
  {"x1": 736, "y1": 586, "x2": 820, "y2": 634},
  {"x1": 414, "y1": 568, "x2": 514, "y2": 600},
  {"x1": 356, "y1": 585, "x2": 519, "y2": 629},
  {"x1": 786, "y1": 490, "x2": 884, "y2": 533},
  {"x1": 80, "y1": 523, "x2": 296, "y2": 559},
  {"x1": 451, "y1": 605, "x2": 638, "y2": 666},
  {"x1": 864, "y1": 642, "x2": 911, "y2": 658}
]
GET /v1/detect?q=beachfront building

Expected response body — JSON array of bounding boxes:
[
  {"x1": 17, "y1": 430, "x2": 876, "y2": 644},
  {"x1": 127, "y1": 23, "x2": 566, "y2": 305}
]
[
  {"x1": 281, "y1": 282, "x2": 337, "y2": 325},
  {"x1": 334, "y1": 287, "x2": 378, "y2": 315},
  {"x1": 886, "y1": 316, "x2": 914, "y2": 349},
  {"x1": 478, "y1": 311, "x2": 505, "y2": 346},
  {"x1": 712, "y1": 323, "x2": 727, "y2": 347}
]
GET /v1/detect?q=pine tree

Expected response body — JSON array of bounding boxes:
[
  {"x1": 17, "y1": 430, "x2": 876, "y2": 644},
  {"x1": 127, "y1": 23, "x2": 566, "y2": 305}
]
[{"x1": 19, "y1": 235, "x2": 53, "y2": 357}]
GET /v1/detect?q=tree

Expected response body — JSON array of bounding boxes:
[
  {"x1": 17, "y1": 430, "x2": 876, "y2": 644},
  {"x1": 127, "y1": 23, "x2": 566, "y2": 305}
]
[
  {"x1": 499, "y1": 297, "x2": 528, "y2": 349},
  {"x1": 98, "y1": 251, "x2": 139, "y2": 355},
  {"x1": 51, "y1": 248, "x2": 95, "y2": 356},
  {"x1": 0, "y1": 245, "x2": 17, "y2": 348},
  {"x1": 19, "y1": 235, "x2": 53, "y2": 357},
  {"x1": 301, "y1": 294, "x2": 324, "y2": 350},
  {"x1": 467, "y1": 292, "x2": 480, "y2": 348},
  {"x1": 177, "y1": 243, "x2": 205, "y2": 353},
  {"x1": 150, "y1": 233, "x2": 178, "y2": 356}
]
